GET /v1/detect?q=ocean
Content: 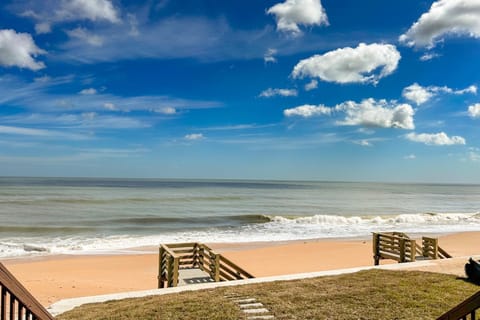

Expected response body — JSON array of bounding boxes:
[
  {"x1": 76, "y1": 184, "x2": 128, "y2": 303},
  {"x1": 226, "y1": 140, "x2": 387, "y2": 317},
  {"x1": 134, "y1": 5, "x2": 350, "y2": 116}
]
[{"x1": 1, "y1": 177, "x2": 479, "y2": 258}]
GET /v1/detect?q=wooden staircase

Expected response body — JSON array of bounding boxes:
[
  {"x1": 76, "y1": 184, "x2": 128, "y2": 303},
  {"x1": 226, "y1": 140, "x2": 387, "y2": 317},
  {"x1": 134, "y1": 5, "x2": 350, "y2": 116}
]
[
  {"x1": 158, "y1": 242, "x2": 254, "y2": 288},
  {"x1": 373, "y1": 232, "x2": 451, "y2": 265}
]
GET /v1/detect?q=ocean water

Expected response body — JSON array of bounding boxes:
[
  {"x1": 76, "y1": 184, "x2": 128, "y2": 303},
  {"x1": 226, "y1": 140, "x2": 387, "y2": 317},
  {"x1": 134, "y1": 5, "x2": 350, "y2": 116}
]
[{"x1": 0, "y1": 177, "x2": 479, "y2": 258}]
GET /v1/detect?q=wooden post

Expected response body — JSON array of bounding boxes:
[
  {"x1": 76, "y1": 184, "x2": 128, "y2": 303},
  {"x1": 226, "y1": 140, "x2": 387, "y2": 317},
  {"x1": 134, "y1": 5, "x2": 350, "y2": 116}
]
[
  {"x1": 167, "y1": 256, "x2": 173, "y2": 287},
  {"x1": 428, "y1": 237, "x2": 438, "y2": 259},
  {"x1": 422, "y1": 237, "x2": 439, "y2": 259},
  {"x1": 10, "y1": 294, "x2": 15, "y2": 320},
  {"x1": 399, "y1": 238, "x2": 406, "y2": 263},
  {"x1": 158, "y1": 246, "x2": 164, "y2": 288},
  {"x1": 198, "y1": 244, "x2": 205, "y2": 271},
  {"x1": 192, "y1": 243, "x2": 198, "y2": 268},
  {"x1": 373, "y1": 233, "x2": 381, "y2": 265},
  {"x1": 1, "y1": 287, "x2": 6, "y2": 320},
  {"x1": 17, "y1": 302, "x2": 23, "y2": 320},
  {"x1": 214, "y1": 254, "x2": 220, "y2": 282},
  {"x1": 422, "y1": 238, "x2": 428, "y2": 258},
  {"x1": 410, "y1": 240, "x2": 416, "y2": 262},
  {"x1": 173, "y1": 257, "x2": 179, "y2": 287}
]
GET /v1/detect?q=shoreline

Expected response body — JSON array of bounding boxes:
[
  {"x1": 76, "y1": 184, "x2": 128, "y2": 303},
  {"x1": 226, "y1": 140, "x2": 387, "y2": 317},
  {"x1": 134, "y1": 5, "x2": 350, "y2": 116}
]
[
  {"x1": 3, "y1": 231, "x2": 480, "y2": 307},
  {"x1": 2, "y1": 229, "x2": 471, "y2": 263}
]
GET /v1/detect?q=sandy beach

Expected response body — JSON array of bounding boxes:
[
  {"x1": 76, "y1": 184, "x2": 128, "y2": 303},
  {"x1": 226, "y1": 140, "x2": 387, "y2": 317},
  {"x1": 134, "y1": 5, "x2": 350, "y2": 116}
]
[{"x1": 3, "y1": 231, "x2": 480, "y2": 307}]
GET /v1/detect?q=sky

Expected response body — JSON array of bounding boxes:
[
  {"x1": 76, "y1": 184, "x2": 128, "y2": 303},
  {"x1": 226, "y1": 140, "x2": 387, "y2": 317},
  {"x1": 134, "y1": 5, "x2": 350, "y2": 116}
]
[{"x1": 0, "y1": 0, "x2": 480, "y2": 183}]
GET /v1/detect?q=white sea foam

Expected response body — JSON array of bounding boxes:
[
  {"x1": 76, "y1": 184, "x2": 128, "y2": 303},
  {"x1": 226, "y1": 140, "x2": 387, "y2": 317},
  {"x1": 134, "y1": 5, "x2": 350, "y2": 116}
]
[
  {"x1": 270, "y1": 212, "x2": 480, "y2": 225},
  {"x1": 1, "y1": 212, "x2": 480, "y2": 258}
]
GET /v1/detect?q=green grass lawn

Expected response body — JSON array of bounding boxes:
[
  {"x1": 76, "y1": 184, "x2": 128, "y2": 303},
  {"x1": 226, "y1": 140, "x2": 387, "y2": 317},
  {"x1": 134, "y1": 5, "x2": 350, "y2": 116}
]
[{"x1": 57, "y1": 269, "x2": 479, "y2": 320}]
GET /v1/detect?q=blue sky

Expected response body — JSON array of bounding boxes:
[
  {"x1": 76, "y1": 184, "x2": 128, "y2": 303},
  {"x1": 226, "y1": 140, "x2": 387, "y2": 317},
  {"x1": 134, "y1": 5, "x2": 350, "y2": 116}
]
[{"x1": 0, "y1": 0, "x2": 480, "y2": 182}]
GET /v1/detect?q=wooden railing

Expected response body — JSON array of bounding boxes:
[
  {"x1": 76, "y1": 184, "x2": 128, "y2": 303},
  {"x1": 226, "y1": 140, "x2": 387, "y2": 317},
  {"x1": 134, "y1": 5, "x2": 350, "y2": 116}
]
[
  {"x1": 437, "y1": 291, "x2": 480, "y2": 320},
  {"x1": 0, "y1": 262, "x2": 54, "y2": 320},
  {"x1": 158, "y1": 243, "x2": 254, "y2": 288},
  {"x1": 158, "y1": 244, "x2": 181, "y2": 288},
  {"x1": 423, "y1": 237, "x2": 452, "y2": 260},
  {"x1": 373, "y1": 232, "x2": 416, "y2": 265},
  {"x1": 373, "y1": 232, "x2": 451, "y2": 265}
]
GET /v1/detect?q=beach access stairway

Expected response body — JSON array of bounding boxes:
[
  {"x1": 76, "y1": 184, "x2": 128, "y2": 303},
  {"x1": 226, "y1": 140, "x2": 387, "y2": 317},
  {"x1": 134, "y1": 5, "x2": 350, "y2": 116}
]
[
  {"x1": 0, "y1": 262, "x2": 54, "y2": 320},
  {"x1": 158, "y1": 243, "x2": 254, "y2": 288},
  {"x1": 373, "y1": 232, "x2": 452, "y2": 265}
]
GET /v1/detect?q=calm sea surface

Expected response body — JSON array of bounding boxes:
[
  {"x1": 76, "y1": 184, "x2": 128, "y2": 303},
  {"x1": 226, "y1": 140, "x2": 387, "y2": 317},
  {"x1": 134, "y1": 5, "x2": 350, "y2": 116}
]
[{"x1": 1, "y1": 177, "x2": 479, "y2": 258}]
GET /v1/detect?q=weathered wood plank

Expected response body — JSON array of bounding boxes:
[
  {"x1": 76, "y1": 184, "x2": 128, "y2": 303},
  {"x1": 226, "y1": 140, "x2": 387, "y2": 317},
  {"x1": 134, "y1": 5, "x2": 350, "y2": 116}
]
[
  {"x1": 171, "y1": 249, "x2": 195, "y2": 255},
  {"x1": 164, "y1": 243, "x2": 198, "y2": 249},
  {"x1": 178, "y1": 260, "x2": 195, "y2": 266},
  {"x1": 160, "y1": 244, "x2": 179, "y2": 258},
  {"x1": 219, "y1": 270, "x2": 235, "y2": 282},
  {"x1": 219, "y1": 256, "x2": 254, "y2": 278}
]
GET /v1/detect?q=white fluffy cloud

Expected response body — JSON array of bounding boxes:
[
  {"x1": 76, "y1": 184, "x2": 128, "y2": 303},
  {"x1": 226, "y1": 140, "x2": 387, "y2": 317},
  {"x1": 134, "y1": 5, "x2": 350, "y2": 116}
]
[
  {"x1": 79, "y1": 88, "x2": 98, "y2": 95},
  {"x1": 339, "y1": 99, "x2": 414, "y2": 129},
  {"x1": 35, "y1": 22, "x2": 52, "y2": 34},
  {"x1": 291, "y1": 43, "x2": 400, "y2": 84},
  {"x1": 57, "y1": 0, "x2": 120, "y2": 23},
  {"x1": 185, "y1": 133, "x2": 204, "y2": 141},
  {"x1": 0, "y1": 29, "x2": 45, "y2": 70},
  {"x1": 284, "y1": 104, "x2": 332, "y2": 117},
  {"x1": 267, "y1": 0, "x2": 328, "y2": 36},
  {"x1": 20, "y1": 0, "x2": 120, "y2": 34},
  {"x1": 284, "y1": 98, "x2": 415, "y2": 130},
  {"x1": 456, "y1": 86, "x2": 478, "y2": 95},
  {"x1": 304, "y1": 79, "x2": 318, "y2": 91},
  {"x1": 402, "y1": 83, "x2": 433, "y2": 105},
  {"x1": 399, "y1": 0, "x2": 480, "y2": 48},
  {"x1": 402, "y1": 83, "x2": 477, "y2": 105},
  {"x1": 420, "y1": 52, "x2": 440, "y2": 61},
  {"x1": 259, "y1": 88, "x2": 298, "y2": 98},
  {"x1": 468, "y1": 103, "x2": 480, "y2": 118},
  {"x1": 405, "y1": 132, "x2": 466, "y2": 146}
]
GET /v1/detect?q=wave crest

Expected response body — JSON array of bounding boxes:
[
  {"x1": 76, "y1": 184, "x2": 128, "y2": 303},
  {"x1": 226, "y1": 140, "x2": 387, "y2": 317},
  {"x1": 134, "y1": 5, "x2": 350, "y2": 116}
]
[{"x1": 268, "y1": 212, "x2": 480, "y2": 226}]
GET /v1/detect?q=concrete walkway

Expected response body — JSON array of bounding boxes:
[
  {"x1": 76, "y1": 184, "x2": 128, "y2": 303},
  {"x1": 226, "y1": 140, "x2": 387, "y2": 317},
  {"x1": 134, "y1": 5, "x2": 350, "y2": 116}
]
[
  {"x1": 48, "y1": 255, "x2": 479, "y2": 316},
  {"x1": 178, "y1": 268, "x2": 214, "y2": 286}
]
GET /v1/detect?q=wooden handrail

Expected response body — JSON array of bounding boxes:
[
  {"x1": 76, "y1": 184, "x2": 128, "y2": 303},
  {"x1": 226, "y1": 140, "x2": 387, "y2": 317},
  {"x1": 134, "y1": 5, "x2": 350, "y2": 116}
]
[
  {"x1": 159, "y1": 244, "x2": 180, "y2": 258},
  {"x1": 219, "y1": 255, "x2": 254, "y2": 279},
  {"x1": 437, "y1": 291, "x2": 480, "y2": 320},
  {"x1": 438, "y1": 247, "x2": 452, "y2": 259},
  {"x1": 0, "y1": 262, "x2": 54, "y2": 320}
]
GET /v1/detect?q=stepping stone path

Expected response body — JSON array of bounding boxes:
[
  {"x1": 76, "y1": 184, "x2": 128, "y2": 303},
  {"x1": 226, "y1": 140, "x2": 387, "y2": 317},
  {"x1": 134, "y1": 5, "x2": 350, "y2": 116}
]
[{"x1": 225, "y1": 294, "x2": 275, "y2": 320}]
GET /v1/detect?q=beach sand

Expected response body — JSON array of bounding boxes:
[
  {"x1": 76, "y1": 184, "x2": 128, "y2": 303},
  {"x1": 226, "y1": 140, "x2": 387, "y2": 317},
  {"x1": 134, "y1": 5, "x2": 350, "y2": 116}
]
[{"x1": 3, "y1": 231, "x2": 480, "y2": 307}]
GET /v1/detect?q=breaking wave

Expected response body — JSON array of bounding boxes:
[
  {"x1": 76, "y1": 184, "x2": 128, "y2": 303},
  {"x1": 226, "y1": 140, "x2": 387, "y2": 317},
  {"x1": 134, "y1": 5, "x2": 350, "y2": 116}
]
[{"x1": 267, "y1": 212, "x2": 480, "y2": 226}]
